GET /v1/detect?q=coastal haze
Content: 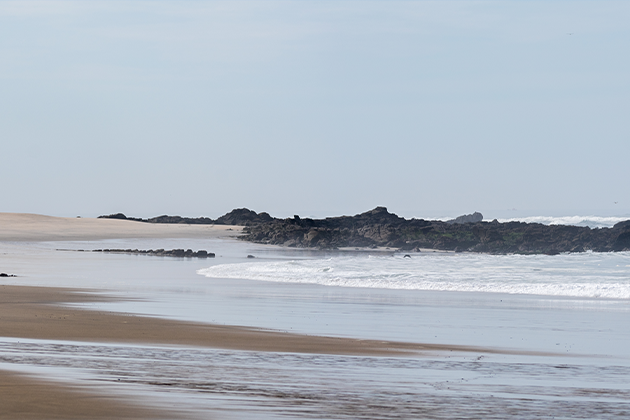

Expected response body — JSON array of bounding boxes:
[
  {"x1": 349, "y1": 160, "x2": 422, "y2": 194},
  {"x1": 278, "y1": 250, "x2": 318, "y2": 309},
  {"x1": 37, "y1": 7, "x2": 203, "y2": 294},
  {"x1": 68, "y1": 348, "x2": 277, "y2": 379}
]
[
  {"x1": 2, "y1": 1, "x2": 630, "y2": 419},
  {"x1": 1, "y1": 1, "x2": 629, "y2": 219}
]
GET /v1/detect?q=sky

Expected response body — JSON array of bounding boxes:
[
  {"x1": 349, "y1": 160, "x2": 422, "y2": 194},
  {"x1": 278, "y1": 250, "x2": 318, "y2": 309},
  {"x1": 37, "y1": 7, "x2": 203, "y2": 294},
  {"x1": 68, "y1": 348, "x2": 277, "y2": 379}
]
[{"x1": 1, "y1": 1, "x2": 629, "y2": 220}]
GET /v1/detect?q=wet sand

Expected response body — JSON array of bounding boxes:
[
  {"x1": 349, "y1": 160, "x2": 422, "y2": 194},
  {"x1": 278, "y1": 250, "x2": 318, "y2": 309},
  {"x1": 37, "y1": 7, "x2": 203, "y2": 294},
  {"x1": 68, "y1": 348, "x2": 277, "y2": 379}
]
[
  {"x1": 0, "y1": 284, "x2": 543, "y2": 420},
  {"x1": 0, "y1": 370, "x2": 179, "y2": 420},
  {"x1": 0, "y1": 285, "x2": 535, "y2": 357},
  {"x1": 0, "y1": 284, "x2": 564, "y2": 419},
  {"x1": 3, "y1": 213, "x2": 614, "y2": 419}
]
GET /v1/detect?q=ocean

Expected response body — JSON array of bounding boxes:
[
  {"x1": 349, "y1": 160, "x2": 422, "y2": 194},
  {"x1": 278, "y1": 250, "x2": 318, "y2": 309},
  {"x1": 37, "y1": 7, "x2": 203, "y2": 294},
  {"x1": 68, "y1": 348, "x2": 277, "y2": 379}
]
[
  {"x1": 199, "y1": 251, "x2": 630, "y2": 299},
  {"x1": 1, "y1": 215, "x2": 629, "y2": 419}
]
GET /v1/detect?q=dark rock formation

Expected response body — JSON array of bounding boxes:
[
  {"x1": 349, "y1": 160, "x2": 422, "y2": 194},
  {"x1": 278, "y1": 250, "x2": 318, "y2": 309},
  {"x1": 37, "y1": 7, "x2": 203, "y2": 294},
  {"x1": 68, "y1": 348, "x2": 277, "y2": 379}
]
[
  {"x1": 97, "y1": 213, "x2": 144, "y2": 222},
  {"x1": 98, "y1": 213, "x2": 129, "y2": 220},
  {"x1": 0, "y1": 273, "x2": 16, "y2": 277},
  {"x1": 447, "y1": 212, "x2": 483, "y2": 224},
  {"x1": 613, "y1": 230, "x2": 630, "y2": 252},
  {"x1": 98, "y1": 208, "x2": 274, "y2": 226},
  {"x1": 93, "y1": 249, "x2": 215, "y2": 258},
  {"x1": 240, "y1": 207, "x2": 630, "y2": 254},
  {"x1": 215, "y1": 208, "x2": 274, "y2": 226},
  {"x1": 146, "y1": 215, "x2": 215, "y2": 224},
  {"x1": 613, "y1": 220, "x2": 630, "y2": 231},
  {"x1": 97, "y1": 207, "x2": 630, "y2": 255}
]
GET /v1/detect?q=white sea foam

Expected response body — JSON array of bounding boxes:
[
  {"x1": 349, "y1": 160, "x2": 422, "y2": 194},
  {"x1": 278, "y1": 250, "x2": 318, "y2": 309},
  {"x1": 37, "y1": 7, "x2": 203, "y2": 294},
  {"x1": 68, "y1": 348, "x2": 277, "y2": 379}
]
[{"x1": 198, "y1": 252, "x2": 630, "y2": 299}]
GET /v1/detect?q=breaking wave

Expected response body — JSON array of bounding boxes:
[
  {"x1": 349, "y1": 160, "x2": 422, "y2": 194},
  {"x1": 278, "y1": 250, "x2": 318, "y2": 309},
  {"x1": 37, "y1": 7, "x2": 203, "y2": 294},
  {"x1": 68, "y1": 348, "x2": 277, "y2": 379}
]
[{"x1": 198, "y1": 252, "x2": 630, "y2": 299}]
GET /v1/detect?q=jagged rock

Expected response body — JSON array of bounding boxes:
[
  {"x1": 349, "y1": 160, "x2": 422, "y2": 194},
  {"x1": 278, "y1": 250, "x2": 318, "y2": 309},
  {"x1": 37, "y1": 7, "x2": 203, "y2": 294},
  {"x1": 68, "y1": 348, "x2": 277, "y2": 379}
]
[
  {"x1": 613, "y1": 220, "x2": 630, "y2": 231},
  {"x1": 98, "y1": 208, "x2": 276, "y2": 226},
  {"x1": 613, "y1": 231, "x2": 630, "y2": 251},
  {"x1": 215, "y1": 208, "x2": 274, "y2": 226},
  {"x1": 98, "y1": 213, "x2": 128, "y2": 220},
  {"x1": 146, "y1": 215, "x2": 215, "y2": 224},
  {"x1": 240, "y1": 207, "x2": 630, "y2": 255},
  {"x1": 91, "y1": 249, "x2": 214, "y2": 258},
  {"x1": 96, "y1": 207, "x2": 630, "y2": 255},
  {"x1": 447, "y1": 212, "x2": 483, "y2": 224}
]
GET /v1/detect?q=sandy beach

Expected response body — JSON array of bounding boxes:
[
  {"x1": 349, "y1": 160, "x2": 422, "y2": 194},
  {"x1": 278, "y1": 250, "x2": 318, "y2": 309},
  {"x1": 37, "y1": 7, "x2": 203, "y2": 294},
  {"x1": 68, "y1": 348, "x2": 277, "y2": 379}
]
[
  {"x1": 2, "y1": 213, "x2": 630, "y2": 419},
  {"x1": 0, "y1": 214, "x2": 481, "y2": 357},
  {"x1": 0, "y1": 214, "x2": 242, "y2": 418},
  {"x1": 0, "y1": 214, "x2": 493, "y2": 419},
  {"x1": 0, "y1": 213, "x2": 242, "y2": 242}
]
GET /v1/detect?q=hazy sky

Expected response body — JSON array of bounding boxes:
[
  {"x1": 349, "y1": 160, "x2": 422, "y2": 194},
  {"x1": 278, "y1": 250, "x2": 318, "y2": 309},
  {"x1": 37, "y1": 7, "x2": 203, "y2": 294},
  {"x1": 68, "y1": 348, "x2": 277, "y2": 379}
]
[{"x1": 1, "y1": 1, "x2": 628, "y2": 219}]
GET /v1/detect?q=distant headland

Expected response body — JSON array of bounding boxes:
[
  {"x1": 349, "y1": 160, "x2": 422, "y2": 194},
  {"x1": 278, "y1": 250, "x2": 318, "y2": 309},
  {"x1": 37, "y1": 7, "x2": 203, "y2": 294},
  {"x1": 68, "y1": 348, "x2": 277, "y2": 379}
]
[{"x1": 98, "y1": 207, "x2": 630, "y2": 255}]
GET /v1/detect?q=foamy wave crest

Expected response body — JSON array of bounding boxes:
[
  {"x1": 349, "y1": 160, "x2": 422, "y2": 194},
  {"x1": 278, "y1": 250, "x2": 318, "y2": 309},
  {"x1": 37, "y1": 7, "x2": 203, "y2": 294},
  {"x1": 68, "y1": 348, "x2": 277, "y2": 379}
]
[
  {"x1": 198, "y1": 253, "x2": 630, "y2": 299},
  {"x1": 495, "y1": 216, "x2": 629, "y2": 228}
]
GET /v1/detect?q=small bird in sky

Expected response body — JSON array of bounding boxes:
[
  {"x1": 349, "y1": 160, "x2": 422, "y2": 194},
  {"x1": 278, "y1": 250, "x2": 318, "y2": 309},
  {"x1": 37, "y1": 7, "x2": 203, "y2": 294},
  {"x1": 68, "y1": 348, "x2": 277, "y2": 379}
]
[
  {"x1": 567, "y1": 33, "x2": 574, "y2": 35},
  {"x1": 614, "y1": 202, "x2": 618, "y2": 204}
]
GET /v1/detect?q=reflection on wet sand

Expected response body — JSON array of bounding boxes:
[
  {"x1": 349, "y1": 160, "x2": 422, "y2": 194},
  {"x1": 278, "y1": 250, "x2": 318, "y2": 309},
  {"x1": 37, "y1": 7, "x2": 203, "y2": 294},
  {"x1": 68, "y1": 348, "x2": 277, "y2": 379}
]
[
  {"x1": 0, "y1": 285, "x2": 554, "y2": 357},
  {"x1": 0, "y1": 368, "x2": 180, "y2": 420},
  {"x1": 3, "y1": 340, "x2": 630, "y2": 420}
]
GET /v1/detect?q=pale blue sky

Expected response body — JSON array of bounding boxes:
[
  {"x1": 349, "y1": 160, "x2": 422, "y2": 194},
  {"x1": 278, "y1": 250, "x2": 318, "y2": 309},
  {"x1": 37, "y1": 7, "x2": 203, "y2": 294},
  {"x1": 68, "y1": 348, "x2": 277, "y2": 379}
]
[{"x1": 1, "y1": 1, "x2": 628, "y2": 219}]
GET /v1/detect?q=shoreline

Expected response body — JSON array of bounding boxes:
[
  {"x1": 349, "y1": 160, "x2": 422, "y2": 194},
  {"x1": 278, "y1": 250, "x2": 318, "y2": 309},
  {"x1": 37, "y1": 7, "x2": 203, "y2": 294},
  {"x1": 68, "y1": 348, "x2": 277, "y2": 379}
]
[
  {"x1": 2, "y1": 212, "x2": 626, "y2": 418},
  {"x1": 0, "y1": 285, "x2": 552, "y2": 357}
]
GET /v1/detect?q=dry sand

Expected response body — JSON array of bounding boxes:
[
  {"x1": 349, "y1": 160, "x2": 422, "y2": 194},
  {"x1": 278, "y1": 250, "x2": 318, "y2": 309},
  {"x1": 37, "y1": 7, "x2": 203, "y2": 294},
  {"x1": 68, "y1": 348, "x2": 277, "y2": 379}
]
[{"x1": 0, "y1": 213, "x2": 242, "y2": 242}]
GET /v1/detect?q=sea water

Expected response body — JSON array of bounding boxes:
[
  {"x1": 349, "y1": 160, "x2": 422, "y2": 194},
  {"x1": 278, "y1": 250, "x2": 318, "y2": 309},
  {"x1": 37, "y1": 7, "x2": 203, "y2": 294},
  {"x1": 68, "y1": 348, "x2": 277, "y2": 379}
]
[
  {"x1": 1, "y1": 225, "x2": 630, "y2": 419},
  {"x1": 198, "y1": 252, "x2": 630, "y2": 299}
]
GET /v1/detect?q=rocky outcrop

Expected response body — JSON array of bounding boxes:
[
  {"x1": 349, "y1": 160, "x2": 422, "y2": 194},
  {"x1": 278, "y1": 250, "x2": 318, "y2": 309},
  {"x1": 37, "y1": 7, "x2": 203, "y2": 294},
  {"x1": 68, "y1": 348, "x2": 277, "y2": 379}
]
[
  {"x1": 97, "y1": 208, "x2": 630, "y2": 255},
  {"x1": 98, "y1": 213, "x2": 130, "y2": 220},
  {"x1": 215, "y1": 208, "x2": 274, "y2": 226},
  {"x1": 241, "y1": 207, "x2": 630, "y2": 254},
  {"x1": 447, "y1": 212, "x2": 483, "y2": 224},
  {"x1": 98, "y1": 213, "x2": 215, "y2": 224},
  {"x1": 145, "y1": 215, "x2": 215, "y2": 224},
  {"x1": 98, "y1": 208, "x2": 274, "y2": 226},
  {"x1": 613, "y1": 230, "x2": 630, "y2": 252},
  {"x1": 93, "y1": 249, "x2": 215, "y2": 258}
]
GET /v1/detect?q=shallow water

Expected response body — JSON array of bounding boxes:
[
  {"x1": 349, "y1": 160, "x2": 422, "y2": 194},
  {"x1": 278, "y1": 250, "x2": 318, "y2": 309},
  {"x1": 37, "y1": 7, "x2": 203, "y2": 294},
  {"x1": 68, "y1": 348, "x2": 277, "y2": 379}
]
[
  {"x1": 2, "y1": 338, "x2": 630, "y2": 420},
  {"x1": 1, "y1": 239, "x2": 630, "y2": 418}
]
